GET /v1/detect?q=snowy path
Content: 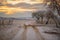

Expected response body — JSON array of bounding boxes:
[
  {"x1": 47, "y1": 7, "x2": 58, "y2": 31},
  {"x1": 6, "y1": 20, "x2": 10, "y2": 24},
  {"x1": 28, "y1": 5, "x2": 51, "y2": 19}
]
[{"x1": 0, "y1": 20, "x2": 60, "y2": 40}]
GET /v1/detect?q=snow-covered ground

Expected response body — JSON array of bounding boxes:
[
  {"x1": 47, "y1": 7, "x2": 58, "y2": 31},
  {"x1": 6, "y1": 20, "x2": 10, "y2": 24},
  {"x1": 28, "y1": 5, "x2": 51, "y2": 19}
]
[{"x1": 0, "y1": 20, "x2": 60, "y2": 40}]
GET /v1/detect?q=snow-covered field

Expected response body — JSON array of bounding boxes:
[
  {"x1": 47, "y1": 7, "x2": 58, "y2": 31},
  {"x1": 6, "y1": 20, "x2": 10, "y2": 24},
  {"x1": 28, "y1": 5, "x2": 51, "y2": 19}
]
[{"x1": 0, "y1": 20, "x2": 60, "y2": 40}]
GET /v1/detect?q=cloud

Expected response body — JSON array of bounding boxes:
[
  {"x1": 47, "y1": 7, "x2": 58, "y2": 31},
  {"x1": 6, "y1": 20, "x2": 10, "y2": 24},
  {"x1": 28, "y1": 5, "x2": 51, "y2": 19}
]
[
  {"x1": 14, "y1": 2, "x2": 31, "y2": 8},
  {"x1": 0, "y1": 2, "x2": 47, "y2": 10},
  {"x1": 14, "y1": 2, "x2": 47, "y2": 9},
  {"x1": 6, "y1": 4, "x2": 14, "y2": 7},
  {"x1": 0, "y1": 2, "x2": 49, "y2": 18},
  {"x1": 0, "y1": 3, "x2": 4, "y2": 6}
]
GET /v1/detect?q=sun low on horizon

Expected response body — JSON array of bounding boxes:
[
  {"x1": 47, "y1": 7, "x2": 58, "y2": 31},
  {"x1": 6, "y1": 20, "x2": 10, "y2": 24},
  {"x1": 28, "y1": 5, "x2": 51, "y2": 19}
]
[{"x1": 0, "y1": 0, "x2": 44, "y2": 15}]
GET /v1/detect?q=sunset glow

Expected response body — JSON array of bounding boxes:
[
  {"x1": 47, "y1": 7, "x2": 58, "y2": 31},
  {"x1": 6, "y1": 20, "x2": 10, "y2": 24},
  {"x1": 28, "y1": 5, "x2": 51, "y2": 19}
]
[
  {"x1": 7, "y1": 0, "x2": 44, "y2": 5},
  {"x1": 0, "y1": 6, "x2": 35, "y2": 14},
  {"x1": 0, "y1": 0, "x2": 44, "y2": 15}
]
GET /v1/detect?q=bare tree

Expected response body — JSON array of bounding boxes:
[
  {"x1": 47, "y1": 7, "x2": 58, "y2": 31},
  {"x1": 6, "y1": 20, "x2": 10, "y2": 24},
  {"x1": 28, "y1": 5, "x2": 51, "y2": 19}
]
[
  {"x1": 48, "y1": 0, "x2": 60, "y2": 15},
  {"x1": 32, "y1": 11, "x2": 45, "y2": 24}
]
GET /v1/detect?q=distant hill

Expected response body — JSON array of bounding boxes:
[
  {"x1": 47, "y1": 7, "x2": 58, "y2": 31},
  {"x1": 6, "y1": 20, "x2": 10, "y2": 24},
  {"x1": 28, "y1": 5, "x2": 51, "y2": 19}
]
[{"x1": 0, "y1": 16, "x2": 33, "y2": 20}]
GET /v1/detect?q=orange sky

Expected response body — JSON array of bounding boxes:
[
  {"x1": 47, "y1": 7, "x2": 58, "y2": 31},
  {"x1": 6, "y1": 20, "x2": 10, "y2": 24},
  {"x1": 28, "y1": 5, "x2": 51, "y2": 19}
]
[
  {"x1": 0, "y1": 6, "x2": 36, "y2": 14},
  {"x1": 0, "y1": 0, "x2": 44, "y2": 14},
  {"x1": 6, "y1": 0, "x2": 44, "y2": 5}
]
